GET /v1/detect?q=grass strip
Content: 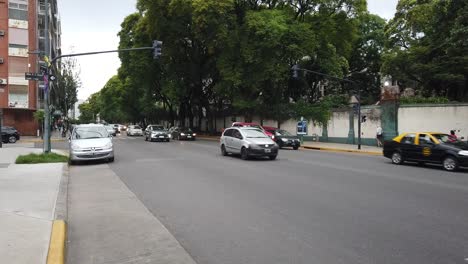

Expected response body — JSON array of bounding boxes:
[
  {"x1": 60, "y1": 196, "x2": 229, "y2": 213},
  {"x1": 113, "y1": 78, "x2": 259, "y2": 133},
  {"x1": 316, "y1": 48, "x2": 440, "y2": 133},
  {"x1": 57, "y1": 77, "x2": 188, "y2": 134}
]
[{"x1": 16, "y1": 152, "x2": 69, "y2": 164}]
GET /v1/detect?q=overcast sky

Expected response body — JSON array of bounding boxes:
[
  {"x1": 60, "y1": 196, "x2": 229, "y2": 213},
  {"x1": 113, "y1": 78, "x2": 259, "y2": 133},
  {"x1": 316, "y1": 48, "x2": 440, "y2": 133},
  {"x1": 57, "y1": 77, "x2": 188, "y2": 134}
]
[{"x1": 60, "y1": 0, "x2": 398, "y2": 101}]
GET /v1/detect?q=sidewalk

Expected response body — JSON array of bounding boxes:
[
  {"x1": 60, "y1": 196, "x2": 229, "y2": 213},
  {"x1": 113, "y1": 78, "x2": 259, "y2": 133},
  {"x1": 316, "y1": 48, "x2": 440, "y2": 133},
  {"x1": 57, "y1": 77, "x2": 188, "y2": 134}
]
[
  {"x1": 67, "y1": 164, "x2": 197, "y2": 264},
  {"x1": 197, "y1": 135, "x2": 383, "y2": 155},
  {"x1": 20, "y1": 131, "x2": 66, "y2": 143},
  {"x1": 0, "y1": 147, "x2": 67, "y2": 264},
  {"x1": 302, "y1": 141, "x2": 383, "y2": 155}
]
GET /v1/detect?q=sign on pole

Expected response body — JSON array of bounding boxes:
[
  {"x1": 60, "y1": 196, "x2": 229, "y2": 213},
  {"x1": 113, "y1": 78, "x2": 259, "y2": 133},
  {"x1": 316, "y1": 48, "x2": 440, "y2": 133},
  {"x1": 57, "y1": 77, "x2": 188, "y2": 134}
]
[{"x1": 25, "y1": 72, "x2": 44, "y2": 81}]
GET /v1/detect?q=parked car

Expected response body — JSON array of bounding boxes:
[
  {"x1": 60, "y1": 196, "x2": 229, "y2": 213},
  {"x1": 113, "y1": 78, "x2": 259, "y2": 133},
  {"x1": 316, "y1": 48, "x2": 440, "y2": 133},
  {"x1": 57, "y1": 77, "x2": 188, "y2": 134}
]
[
  {"x1": 1, "y1": 126, "x2": 20, "y2": 143},
  {"x1": 171, "y1": 127, "x2": 197, "y2": 140},
  {"x1": 270, "y1": 129, "x2": 300, "y2": 150},
  {"x1": 69, "y1": 124, "x2": 114, "y2": 164},
  {"x1": 231, "y1": 122, "x2": 274, "y2": 139},
  {"x1": 383, "y1": 132, "x2": 468, "y2": 171},
  {"x1": 220, "y1": 127, "x2": 279, "y2": 160},
  {"x1": 105, "y1": 125, "x2": 117, "y2": 137},
  {"x1": 145, "y1": 125, "x2": 170, "y2": 142},
  {"x1": 127, "y1": 125, "x2": 143, "y2": 136}
]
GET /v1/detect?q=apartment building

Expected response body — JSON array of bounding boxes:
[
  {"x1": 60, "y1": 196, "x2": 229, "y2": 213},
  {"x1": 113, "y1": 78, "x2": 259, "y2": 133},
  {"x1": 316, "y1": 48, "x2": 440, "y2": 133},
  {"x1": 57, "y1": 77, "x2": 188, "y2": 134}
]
[{"x1": 0, "y1": 0, "x2": 60, "y2": 136}]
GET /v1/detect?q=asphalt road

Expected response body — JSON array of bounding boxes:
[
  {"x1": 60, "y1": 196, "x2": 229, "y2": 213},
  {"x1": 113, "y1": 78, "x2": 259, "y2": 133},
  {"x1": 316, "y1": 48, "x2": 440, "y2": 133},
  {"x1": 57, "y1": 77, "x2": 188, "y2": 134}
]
[{"x1": 105, "y1": 135, "x2": 468, "y2": 264}]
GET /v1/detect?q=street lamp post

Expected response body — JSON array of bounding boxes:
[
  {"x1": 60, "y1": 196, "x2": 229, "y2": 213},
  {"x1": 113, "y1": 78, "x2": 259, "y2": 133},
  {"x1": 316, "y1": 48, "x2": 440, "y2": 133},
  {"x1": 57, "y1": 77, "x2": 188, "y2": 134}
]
[
  {"x1": 291, "y1": 65, "x2": 362, "y2": 150},
  {"x1": 43, "y1": 0, "x2": 51, "y2": 153}
]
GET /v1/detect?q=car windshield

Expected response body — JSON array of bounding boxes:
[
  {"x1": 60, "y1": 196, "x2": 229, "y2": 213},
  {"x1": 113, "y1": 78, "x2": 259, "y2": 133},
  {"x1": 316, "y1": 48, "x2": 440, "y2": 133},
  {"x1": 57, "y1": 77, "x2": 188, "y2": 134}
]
[
  {"x1": 73, "y1": 126, "x2": 108, "y2": 139},
  {"x1": 150, "y1": 126, "x2": 164, "y2": 130},
  {"x1": 432, "y1": 134, "x2": 464, "y2": 144},
  {"x1": 276, "y1": 129, "x2": 292, "y2": 136},
  {"x1": 181, "y1": 128, "x2": 193, "y2": 133},
  {"x1": 133, "y1": 126, "x2": 141, "y2": 129},
  {"x1": 243, "y1": 129, "x2": 268, "y2": 138}
]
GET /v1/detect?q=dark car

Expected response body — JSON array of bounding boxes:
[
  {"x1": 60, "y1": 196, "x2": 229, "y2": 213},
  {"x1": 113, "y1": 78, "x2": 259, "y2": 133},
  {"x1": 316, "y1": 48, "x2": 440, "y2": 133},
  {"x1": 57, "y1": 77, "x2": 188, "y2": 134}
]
[
  {"x1": 383, "y1": 132, "x2": 468, "y2": 171},
  {"x1": 270, "y1": 129, "x2": 300, "y2": 150},
  {"x1": 1, "y1": 126, "x2": 20, "y2": 143},
  {"x1": 171, "y1": 127, "x2": 196, "y2": 140}
]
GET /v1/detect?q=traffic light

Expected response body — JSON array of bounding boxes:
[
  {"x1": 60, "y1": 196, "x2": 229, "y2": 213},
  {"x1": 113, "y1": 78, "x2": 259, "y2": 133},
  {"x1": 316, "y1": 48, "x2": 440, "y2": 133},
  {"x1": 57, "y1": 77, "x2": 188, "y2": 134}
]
[
  {"x1": 361, "y1": 115, "x2": 367, "y2": 123},
  {"x1": 153, "y1": 40, "x2": 163, "y2": 59}
]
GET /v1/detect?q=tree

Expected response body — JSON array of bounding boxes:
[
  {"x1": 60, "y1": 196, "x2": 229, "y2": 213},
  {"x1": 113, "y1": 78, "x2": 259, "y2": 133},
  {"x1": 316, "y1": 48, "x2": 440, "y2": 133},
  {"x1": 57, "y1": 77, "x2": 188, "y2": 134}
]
[
  {"x1": 51, "y1": 57, "x2": 80, "y2": 118},
  {"x1": 382, "y1": 0, "x2": 468, "y2": 101}
]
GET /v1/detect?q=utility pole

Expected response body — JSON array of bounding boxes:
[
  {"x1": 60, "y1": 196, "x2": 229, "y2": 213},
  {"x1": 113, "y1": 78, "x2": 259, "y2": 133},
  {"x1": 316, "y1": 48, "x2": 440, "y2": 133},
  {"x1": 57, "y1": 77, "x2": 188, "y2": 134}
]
[
  {"x1": 0, "y1": 108, "x2": 3, "y2": 148},
  {"x1": 291, "y1": 65, "x2": 362, "y2": 150},
  {"x1": 43, "y1": 0, "x2": 51, "y2": 153}
]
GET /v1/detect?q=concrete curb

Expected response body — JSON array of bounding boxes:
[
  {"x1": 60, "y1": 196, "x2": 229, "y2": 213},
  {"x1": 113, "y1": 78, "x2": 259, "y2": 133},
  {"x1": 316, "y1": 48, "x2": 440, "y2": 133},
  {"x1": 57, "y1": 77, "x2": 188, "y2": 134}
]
[
  {"x1": 197, "y1": 136, "x2": 219, "y2": 141},
  {"x1": 302, "y1": 145, "x2": 382, "y2": 155},
  {"x1": 21, "y1": 139, "x2": 66, "y2": 143},
  {"x1": 46, "y1": 220, "x2": 67, "y2": 264},
  {"x1": 47, "y1": 163, "x2": 69, "y2": 264},
  {"x1": 198, "y1": 136, "x2": 382, "y2": 155}
]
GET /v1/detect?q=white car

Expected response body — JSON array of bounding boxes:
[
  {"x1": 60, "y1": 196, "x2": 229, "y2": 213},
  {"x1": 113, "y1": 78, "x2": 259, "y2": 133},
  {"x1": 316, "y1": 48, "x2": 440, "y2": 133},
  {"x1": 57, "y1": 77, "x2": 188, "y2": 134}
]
[
  {"x1": 69, "y1": 124, "x2": 114, "y2": 164},
  {"x1": 127, "y1": 125, "x2": 143, "y2": 136},
  {"x1": 220, "y1": 127, "x2": 279, "y2": 160}
]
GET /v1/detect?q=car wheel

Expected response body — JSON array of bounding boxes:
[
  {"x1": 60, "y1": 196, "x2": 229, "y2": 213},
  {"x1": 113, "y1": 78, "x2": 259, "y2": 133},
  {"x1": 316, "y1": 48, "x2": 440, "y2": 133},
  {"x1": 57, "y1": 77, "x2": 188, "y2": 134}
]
[
  {"x1": 145, "y1": 136, "x2": 148, "y2": 141},
  {"x1": 108, "y1": 157, "x2": 115, "y2": 163},
  {"x1": 293, "y1": 146, "x2": 299, "y2": 150},
  {"x1": 443, "y1": 156, "x2": 458, "y2": 171},
  {"x1": 221, "y1": 145, "x2": 228, "y2": 156},
  {"x1": 68, "y1": 159, "x2": 75, "y2": 165},
  {"x1": 8, "y1": 136, "x2": 17, "y2": 143},
  {"x1": 240, "y1": 147, "x2": 249, "y2": 160},
  {"x1": 269, "y1": 155, "x2": 277, "y2": 160},
  {"x1": 391, "y1": 152, "x2": 404, "y2": 165}
]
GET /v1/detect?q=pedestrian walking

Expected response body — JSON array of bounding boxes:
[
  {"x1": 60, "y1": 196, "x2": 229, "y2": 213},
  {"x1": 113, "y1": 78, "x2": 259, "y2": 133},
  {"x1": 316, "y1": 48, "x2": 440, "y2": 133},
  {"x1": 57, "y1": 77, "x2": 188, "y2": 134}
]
[
  {"x1": 448, "y1": 130, "x2": 458, "y2": 142},
  {"x1": 376, "y1": 126, "x2": 383, "y2": 147}
]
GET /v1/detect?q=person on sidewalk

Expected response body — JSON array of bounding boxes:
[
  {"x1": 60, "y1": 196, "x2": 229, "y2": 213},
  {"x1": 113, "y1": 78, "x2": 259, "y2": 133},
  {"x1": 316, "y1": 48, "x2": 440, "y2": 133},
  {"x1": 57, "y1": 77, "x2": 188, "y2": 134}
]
[
  {"x1": 376, "y1": 126, "x2": 383, "y2": 147},
  {"x1": 448, "y1": 130, "x2": 458, "y2": 142}
]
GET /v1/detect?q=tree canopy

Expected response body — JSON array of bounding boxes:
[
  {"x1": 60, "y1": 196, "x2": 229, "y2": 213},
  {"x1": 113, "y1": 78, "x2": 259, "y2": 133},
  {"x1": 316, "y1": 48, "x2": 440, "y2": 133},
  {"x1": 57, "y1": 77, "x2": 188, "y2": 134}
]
[{"x1": 84, "y1": 0, "x2": 467, "y2": 130}]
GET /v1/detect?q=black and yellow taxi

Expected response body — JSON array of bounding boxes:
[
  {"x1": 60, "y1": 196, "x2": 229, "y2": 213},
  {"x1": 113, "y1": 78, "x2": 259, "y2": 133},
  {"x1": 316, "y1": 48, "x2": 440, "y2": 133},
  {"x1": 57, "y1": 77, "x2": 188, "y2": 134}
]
[{"x1": 383, "y1": 132, "x2": 468, "y2": 171}]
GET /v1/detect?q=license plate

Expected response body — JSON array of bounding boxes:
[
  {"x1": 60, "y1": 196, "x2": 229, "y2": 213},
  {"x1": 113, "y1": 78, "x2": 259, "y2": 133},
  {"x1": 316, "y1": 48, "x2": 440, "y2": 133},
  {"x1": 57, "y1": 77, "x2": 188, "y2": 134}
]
[
  {"x1": 188, "y1": 136, "x2": 192, "y2": 138},
  {"x1": 265, "y1": 149, "x2": 271, "y2": 153},
  {"x1": 159, "y1": 136, "x2": 165, "y2": 138}
]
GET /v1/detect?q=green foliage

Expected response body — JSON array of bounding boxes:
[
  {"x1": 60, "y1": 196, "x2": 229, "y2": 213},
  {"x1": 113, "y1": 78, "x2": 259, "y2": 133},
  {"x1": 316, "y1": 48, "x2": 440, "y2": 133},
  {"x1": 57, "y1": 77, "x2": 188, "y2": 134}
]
[
  {"x1": 16, "y1": 153, "x2": 69, "y2": 164},
  {"x1": 51, "y1": 57, "x2": 80, "y2": 119},
  {"x1": 92, "y1": 0, "x2": 461, "y2": 130},
  {"x1": 33, "y1": 110, "x2": 45, "y2": 123},
  {"x1": 292, "y1": 95, "x2": 349, "y2": 126},
  {"x1": 400, "y1": 96, "x2": 450, "y2": 105},
  {"x1": 383, "y1": 0, "x2": 468, "y2": 101}
]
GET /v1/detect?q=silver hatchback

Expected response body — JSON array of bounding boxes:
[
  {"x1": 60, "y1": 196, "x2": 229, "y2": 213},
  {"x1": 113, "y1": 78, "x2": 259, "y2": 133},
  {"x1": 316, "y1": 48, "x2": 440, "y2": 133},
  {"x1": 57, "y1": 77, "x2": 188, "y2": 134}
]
[
  {"x1": 69, "y1": 124, "x2": 114, "y2": 164},
  {"x1": 220, "y1": 127, "x2": 279, "y2": 160}
]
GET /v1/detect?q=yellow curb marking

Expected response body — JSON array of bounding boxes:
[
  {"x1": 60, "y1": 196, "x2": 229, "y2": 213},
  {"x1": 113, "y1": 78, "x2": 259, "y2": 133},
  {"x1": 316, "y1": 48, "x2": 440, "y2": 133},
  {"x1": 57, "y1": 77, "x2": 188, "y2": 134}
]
[{"x1": 47, "y1": 220, "x2": 66, "y2": 264}]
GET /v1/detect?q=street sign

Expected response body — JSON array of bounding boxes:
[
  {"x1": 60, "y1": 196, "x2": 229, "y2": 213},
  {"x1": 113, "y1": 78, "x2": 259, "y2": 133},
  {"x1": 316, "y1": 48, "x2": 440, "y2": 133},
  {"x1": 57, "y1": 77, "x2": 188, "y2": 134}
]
[
  {"x1": 25, "y1": 72, "x2": 44, "y2": 81},
  {"x1": 297, "y1": 120, "x2": 308, "y2": 135}
]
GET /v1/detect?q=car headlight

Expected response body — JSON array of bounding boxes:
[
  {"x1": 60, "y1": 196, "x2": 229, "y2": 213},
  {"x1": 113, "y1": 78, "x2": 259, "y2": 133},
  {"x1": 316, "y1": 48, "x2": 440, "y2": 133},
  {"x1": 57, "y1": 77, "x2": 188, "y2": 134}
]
[
  {"x1": 193, "y1": 133, "x2": 197, "y2": 136},
  {"x1": 71, "y1": 143, "x2": 81, "y2": 150},
  {"x1": 104, "y1": 142, "x2": 113, "y2": 149},
  {"x1": 168, "y1": 134, "x2": 172, "y2": 138},
  {"x1": 181, "y1": 133, "x2": 186, "y2": 136},
  {"x1": 458, "y1": 150, "x2": 468, "y2": 156},
  {"x1": 281, "y1": 138, "x2": 288, "y2": 142}
]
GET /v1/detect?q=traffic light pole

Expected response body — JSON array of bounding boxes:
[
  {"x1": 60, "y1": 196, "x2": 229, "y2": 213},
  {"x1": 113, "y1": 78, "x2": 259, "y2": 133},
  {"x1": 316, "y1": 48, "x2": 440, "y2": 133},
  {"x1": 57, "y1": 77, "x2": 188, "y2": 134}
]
[
  {"x1": 292, "y1": 65, "x2": 362, "y2": 150},
  {"x1": 43, "y1": 0, "x2": 51, "y2": 153}
]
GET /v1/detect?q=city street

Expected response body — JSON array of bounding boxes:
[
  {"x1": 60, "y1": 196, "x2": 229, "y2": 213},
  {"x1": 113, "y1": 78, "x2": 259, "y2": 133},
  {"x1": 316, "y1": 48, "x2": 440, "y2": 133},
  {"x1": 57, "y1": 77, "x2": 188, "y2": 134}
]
[{"x1": 69, "y1": 135, "x2": 468, "y2": 264}]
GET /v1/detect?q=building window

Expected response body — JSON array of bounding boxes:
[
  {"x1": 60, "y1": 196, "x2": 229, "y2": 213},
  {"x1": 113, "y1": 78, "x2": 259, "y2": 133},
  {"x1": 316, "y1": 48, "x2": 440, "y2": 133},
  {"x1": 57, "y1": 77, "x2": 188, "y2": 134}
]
[
  {"x1": 8, "y1": 44, "x2": 28, "y2": 57},
  {"x1": 8, "y1": 9, "x2": 28, "y2": 21},
  {"x1": 9, "y1": 85, "x2": 29, "y2": 109},
  {"x1": 9, "y1": 28, "x2": 28, "y2": 46}
]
